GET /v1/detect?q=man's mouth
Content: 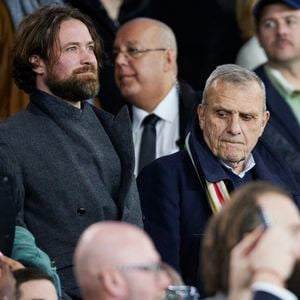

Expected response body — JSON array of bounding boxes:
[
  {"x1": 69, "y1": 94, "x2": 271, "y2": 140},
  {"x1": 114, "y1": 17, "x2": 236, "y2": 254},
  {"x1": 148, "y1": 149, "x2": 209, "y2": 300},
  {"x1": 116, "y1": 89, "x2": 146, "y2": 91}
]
[{"x1": 275, "y1": 39, "x2": 292, "y2": 48}]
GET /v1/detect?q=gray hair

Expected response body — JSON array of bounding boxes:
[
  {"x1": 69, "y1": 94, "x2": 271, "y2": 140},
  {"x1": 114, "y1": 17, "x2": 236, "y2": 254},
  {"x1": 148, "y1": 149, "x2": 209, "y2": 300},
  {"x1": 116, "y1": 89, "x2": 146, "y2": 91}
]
[{"x1": 202, "y1": 64, "x2": 267, "y2": 111}]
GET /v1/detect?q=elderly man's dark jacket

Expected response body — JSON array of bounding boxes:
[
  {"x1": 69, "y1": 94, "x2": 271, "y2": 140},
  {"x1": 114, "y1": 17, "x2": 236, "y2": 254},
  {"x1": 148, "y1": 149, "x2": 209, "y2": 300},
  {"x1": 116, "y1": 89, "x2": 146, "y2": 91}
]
[
  {"x1": 0, "y1": 90, "x2": 142, "y2": 298},
  {"x1": 137, "y1": 118, "x2": 300, "y2": 295},
  {"x1": 255, "y1": 66, "x2": 300, "y2": 185}
]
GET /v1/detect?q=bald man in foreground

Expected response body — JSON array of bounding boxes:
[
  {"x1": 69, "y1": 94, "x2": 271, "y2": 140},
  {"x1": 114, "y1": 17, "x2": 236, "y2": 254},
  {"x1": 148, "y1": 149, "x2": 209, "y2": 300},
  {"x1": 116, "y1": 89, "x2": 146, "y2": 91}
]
[{"x1": 74, "y1": 222, "x2": 170, "y2": 300}]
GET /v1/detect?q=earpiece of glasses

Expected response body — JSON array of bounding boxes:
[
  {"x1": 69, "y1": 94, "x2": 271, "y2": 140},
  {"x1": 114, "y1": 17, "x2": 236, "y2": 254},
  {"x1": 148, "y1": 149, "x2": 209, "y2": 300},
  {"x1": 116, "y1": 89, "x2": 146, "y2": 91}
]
[{"x1": 112, "y1": 47, "x2": 167, "y2": 60}]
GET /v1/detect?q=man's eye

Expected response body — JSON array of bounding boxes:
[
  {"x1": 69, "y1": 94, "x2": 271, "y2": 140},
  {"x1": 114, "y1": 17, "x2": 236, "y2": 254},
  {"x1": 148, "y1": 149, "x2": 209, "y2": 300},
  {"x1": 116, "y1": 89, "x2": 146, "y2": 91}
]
[
  {"x1": 262, "y1": 20, "x2": 277, "y2": 29},
  {"x1": 66, "y1": 46, "x2": 77, "y2": 52},
  {"x1": 241, "y1": 114, "x2": 253, "y2": 121},
  {"x1": 216, "y1": 111, "x2": 228, "y2": 118},
  {"x1": 127, "y1": 48, "x2": 141, "y2": 56},
  {"x1": 286, "y1": 17, "x2": 298, "y2": 26},
  {"x1": 87, "y1": 45, "x2": 95, "y2": 51}
]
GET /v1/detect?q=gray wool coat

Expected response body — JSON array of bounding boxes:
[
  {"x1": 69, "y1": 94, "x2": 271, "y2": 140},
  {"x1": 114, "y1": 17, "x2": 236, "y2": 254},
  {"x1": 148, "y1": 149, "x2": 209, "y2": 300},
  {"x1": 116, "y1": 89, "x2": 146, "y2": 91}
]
[{"x1": 0, "y1": 90, "x2": 142, "y2": 298}]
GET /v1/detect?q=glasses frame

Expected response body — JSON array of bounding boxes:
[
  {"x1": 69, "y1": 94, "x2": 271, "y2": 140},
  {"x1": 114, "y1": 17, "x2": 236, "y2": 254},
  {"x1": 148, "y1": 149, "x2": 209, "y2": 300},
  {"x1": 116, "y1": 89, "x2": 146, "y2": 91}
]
[
  {"x1": 113, "y1": 47, "x2": 168, "y2": 60},
  {"x1": 115, "y1": 261, "x2": 162, "y2": 273}
]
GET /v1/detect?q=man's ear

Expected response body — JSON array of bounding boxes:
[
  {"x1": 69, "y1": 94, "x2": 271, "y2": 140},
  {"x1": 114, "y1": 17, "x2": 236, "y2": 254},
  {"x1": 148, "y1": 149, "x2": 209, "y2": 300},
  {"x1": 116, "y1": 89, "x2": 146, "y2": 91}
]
[
  {"x1": 99, "y1": 269, "x2": 127, "y2": 298},
  {"x1": 28, "y1": 55, "x2": 46, "y2": 75},
  {"x1": 163, "y1": 49, "x2": 176, "y2": 72},
  {"x1": 260, "y1": 110, "x2": 270, "y2": 136},
  {"x1": 197, "y1": 103, "x2": 205, "y2": 130}
]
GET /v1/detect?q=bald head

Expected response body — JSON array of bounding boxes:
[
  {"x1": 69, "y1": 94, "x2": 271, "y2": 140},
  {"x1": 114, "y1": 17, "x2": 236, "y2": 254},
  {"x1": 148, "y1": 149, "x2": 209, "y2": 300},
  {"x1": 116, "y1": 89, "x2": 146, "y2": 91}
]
[
  {"x1": 75, "y1": 222, "x2": 158, "y2": 272},
  {"x1": 114, "y1": 18, "x2": 178, "y2": 111},
  {"x1": 74, "y1": 222, "x2": 169, "y2": 300},
  {"x1": 119, "y1": 18, "x2": 177, "y2": 55}
]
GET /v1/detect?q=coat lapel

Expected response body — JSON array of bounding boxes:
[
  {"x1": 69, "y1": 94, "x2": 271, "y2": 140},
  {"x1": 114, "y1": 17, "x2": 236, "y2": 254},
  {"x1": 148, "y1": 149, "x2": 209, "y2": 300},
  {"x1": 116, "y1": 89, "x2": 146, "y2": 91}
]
[
  {"x1": 91, "y1": 106, "x2": 136, "y2": 215},
  {"x1": 255, "y1": 66, "x2": 300, "y2": 149}
]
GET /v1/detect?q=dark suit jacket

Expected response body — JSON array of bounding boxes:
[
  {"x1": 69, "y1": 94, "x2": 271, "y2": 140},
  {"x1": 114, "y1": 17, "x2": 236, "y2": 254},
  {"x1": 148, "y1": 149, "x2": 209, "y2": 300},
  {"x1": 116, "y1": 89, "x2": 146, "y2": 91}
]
[
  {"x1": 255, "y1": 66, "x2": 300, "y2": 185},
  {"x1": 129, "y1": 81, "x2": 201, "y2": 149},
  {"x1": 255, "y1": 66, "x2": 300, "y2": 150},
  {"x1": 137, "y1": 119, "x2": 300, "y2": 296},
  {"x1": 253, "y1": 290, "x2": 284, "y2": 300}
]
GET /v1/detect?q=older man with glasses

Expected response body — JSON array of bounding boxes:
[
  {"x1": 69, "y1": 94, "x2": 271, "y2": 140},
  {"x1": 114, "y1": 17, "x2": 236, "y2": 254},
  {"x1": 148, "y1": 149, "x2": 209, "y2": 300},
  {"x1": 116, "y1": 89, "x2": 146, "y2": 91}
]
[
  {"x1": 113, "y1": 18, "x2": 201, "y2": 175},
  {"x1": 74, "y1": 221, "x2": 170, "y2": 300}
]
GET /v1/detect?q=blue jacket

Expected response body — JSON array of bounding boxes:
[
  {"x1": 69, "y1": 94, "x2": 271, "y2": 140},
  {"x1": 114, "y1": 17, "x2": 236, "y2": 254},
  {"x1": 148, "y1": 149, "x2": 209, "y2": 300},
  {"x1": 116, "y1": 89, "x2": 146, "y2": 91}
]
[
  {"x1": 137, "y1": 119, "x2": 300, "y2": 295},
  {"x1": 253, "y1": 291, "x2": 285, "y2": 300},
  {"x1": 255, "y1": 66, "x2": 300, "y2": 150},
  {"x1": 255, "y1": 66, "x2": 300, "y2": 186}
]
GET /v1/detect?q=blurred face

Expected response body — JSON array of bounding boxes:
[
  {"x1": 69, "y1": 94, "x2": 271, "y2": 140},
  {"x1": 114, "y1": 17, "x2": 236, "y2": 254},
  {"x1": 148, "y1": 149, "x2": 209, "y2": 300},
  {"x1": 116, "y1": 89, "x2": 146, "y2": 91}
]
[
  {"x1": 43, "y1": 19, "x2": 99, "y2": 103},
  {"x1": 121, "y1": 238, "x2": 170, "y2": 300},
  {"x1": 114, "y1": 21, "x2": 173, "y2": 111},
  {"x1": 198, "y1": 80, "x2": 269, "y2": 173},
  {"x1": 18, "y1": 279, "x2": 58, "y2": 300},
  {"x1": 258, "y1": 193, "x2": 300, "y2": 257},
  {"x1": 257, "y1": 4, "x2": 300, "y2": 65}
]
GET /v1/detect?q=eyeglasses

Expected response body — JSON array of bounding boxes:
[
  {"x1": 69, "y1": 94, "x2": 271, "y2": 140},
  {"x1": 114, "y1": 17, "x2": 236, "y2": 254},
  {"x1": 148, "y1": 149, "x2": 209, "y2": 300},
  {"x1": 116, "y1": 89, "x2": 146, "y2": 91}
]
[
  {"x1": 115, "y1": 262, "x2": 162, "y2": 274},
  {"x1": 113, "y1": 47, "x2": 168, "y2": 60}
]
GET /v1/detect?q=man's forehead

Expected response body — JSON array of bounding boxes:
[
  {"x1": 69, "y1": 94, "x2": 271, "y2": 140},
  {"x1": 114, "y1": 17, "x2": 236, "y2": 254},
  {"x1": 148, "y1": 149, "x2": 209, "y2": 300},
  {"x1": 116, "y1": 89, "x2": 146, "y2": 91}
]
[
  {"x1": 258, "y1": 193, "x2": 300, "y2": 226},
  {"x1": 206, "y1": 81, "x2": 264, "y2": 109},
  {"x1": 116, "y1": 23, "x2": 156, "y2": 44},
  {"x1": 58, "y1": 19, "x2": 92, "y2": 41}
]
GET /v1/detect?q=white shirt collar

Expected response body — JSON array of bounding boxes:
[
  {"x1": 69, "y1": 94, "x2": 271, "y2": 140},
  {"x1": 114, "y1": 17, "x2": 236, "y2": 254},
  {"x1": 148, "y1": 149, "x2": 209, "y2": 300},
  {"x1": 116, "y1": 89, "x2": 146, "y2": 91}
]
[
  {"x1": 132, "y1": 85, "x2": 179, "y2": 131},
  {"x1": 220, "y1": 154, "x2": 256, "y2": 178}
]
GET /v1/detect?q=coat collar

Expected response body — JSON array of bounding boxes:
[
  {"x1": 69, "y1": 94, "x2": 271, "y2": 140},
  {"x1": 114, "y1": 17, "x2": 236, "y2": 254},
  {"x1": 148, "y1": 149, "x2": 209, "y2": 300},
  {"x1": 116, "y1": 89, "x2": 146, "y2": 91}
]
[
  {"x1": 255, "y1": 66, "x2": 300, "y2": 149},
  {"x1": 186, "y1": 117, "x2": 282, "y2": 185}
]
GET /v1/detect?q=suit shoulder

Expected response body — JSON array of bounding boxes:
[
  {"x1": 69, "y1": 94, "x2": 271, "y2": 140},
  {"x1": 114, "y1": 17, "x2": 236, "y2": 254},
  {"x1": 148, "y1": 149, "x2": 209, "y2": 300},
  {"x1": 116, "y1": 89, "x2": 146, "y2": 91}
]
[{"x1": 143, "y1": 151, "x2": 189, "y2": 172}]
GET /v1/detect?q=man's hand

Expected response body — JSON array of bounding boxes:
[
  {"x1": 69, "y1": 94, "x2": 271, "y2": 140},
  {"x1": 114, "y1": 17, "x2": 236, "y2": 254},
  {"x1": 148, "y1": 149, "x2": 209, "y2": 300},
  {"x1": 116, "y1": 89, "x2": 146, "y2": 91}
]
[
  {"x1": 250, "y1": 226, "x2": 299, "y2": 286},
  {"x1": 228, "y1": 227, "x2": 265, "y2": 300}
]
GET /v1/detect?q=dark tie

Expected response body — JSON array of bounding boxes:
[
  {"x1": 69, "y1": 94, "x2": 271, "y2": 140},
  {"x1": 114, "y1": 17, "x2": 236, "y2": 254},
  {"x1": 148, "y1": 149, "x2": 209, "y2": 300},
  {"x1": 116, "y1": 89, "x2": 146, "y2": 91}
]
[{"x1": 138, "y1": 114, "x2": 160, "y2": 173}]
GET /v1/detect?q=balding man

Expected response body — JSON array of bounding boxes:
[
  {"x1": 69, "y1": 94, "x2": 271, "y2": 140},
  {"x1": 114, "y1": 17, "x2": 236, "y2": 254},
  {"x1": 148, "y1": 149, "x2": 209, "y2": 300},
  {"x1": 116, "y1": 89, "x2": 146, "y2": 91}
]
[
  {"x1": 113, "y1": 18, "x2": 201, "y2": 174},
  {"x1": 74, "y1": 221, "x2": 170, "y2": 300}
]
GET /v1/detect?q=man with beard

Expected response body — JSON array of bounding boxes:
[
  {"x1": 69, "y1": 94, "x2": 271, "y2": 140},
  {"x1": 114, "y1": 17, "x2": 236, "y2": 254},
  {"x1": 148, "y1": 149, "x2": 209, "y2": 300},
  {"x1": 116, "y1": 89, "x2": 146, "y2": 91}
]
[{"x1": 0, "y1": 5, "x2": 142, "y2": 299}]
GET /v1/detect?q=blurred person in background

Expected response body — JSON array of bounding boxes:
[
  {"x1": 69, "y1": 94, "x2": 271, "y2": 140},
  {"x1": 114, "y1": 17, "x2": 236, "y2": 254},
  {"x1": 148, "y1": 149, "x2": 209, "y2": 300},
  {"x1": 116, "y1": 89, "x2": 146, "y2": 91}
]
[
  {"x1": 114, "y1": 17, "x2": 200, "y2": 174},
  {"x1": 235, "y1": 0, "x2": 267, "y2": 69},
  {"x1": 254, "y1": 0, "x2": 300, "y2": 159},
  {"x1": 14, "y1": 267, "x2": 58, "y2": 300},
  {"x1": 202, "y1": 181, "x2": 300, "y2": 300}
]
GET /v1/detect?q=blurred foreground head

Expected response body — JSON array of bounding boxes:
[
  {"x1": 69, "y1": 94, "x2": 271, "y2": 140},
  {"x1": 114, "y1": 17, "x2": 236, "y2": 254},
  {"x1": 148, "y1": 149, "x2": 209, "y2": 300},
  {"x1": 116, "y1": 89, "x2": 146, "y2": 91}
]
[{"x1": 74, "y1": 221, "x2": 170, "y2": 300}]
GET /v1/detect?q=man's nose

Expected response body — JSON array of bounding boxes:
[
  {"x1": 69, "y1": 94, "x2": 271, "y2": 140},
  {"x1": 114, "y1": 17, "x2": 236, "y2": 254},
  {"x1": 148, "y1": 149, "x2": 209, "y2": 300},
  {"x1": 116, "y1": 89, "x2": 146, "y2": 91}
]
[
  {"x1": 80, "y1": 48, "x2": 95, "y2": 64},
  {"x1": 227, "y1": 115, "x2": 242, "y2": 135},
  {"x1": 277, "y1": 21, "x2": 289, "y2": 36},
  {"x1": 114, "y1": 50, "x2": 129, "y2": 66}
]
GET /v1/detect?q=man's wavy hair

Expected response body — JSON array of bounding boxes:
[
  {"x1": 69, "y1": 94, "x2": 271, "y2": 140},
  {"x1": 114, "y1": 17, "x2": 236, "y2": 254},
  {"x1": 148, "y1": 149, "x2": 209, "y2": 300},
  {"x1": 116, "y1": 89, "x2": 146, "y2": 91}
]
[{"x1": 12, "y1": 5, "x2": 103, "y2": 94}]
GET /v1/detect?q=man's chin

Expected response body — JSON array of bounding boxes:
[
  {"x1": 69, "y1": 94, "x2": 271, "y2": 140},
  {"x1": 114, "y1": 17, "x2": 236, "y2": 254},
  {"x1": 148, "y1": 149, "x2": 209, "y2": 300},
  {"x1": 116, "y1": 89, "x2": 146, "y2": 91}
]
[{"x1": 221, "y1": 155, "x2": 246, "y2": 167}]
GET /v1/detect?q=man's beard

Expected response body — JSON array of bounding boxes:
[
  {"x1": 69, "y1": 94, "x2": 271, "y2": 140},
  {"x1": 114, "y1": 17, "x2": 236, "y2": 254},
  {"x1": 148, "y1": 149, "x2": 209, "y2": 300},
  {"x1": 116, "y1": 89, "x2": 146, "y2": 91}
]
[{"x1": 46, "y1": 65, "x2": 99, "y2": 102}]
